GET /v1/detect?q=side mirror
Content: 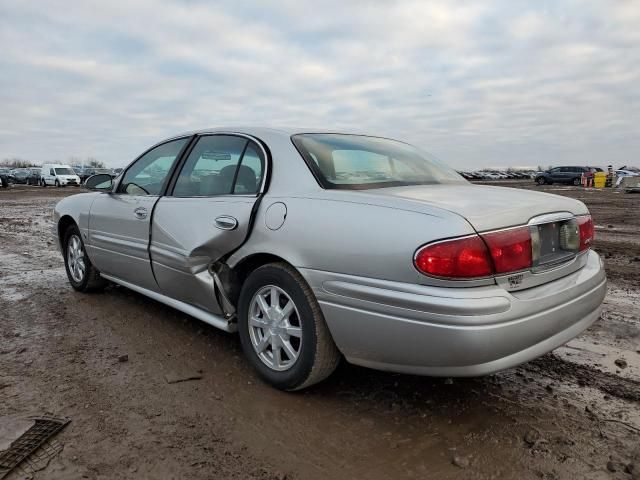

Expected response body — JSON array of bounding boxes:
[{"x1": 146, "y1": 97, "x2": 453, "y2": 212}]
[{"x1": 85, "y1": 174, "x2": 113, "y2": 191}]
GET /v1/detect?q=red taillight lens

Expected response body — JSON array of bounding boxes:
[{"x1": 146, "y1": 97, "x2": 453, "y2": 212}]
[
  {"x1": 415, "y1": 236, "x2": 493, "y2": 278},
  {"x1": 481, "y1": 227, "x2": 532, "y2": 274},
  {"x1": 577, "y1": 215, "x2": 594, "y2": 251}
]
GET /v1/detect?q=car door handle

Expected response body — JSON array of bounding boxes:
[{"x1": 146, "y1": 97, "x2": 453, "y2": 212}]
[
  {"x1": 134, "y1": 207, "x2": 148, "y2": 219},
  {"x1": 214, "y1": 216, "x2": 238, "y2": 230}
]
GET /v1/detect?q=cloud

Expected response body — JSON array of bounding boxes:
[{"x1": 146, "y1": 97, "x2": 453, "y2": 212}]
[{"x1": 0, "y1": 0, "x2": 638, "y2": 169}]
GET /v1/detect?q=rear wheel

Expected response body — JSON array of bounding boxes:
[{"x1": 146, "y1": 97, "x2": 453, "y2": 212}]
[
  {"x1": 238, "y1": 262, "x2": 340, "y2": 391},
  {"x1": 63, "y1": 225, "x2": 106, "y2": 292},
  {"x1": 573, "y1": 177, "x2": 581, "y2": 186}
]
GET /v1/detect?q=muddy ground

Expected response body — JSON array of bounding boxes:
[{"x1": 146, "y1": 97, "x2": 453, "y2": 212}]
[{"x1": 1, "y1": 182, "x2": 639, "y2": 480}]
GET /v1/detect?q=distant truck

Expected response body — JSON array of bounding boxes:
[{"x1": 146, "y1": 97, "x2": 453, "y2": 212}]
[{"x1": 40, "y1": 164, "x2": 81, "y2": 187}]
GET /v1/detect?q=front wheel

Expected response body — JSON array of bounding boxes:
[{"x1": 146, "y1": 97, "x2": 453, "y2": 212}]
[
  {"x1": 55, "y1": 180, "x2": 60, "y2": 187},
  {"x1": 536, "y1": 177, "x2": 546, "y2": 185},
  {"x1": 63, "y1": 225, "x2": 106, "y2": 292},
  {"x1": 41, "y1": 179, "x2": 47, "y2": 187},
  {"x1": 238, "y1": 263, "x2": 340, "y2": 391}
]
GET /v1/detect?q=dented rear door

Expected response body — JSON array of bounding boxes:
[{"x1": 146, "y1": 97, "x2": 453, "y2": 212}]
[{"x1": 150, "y1": 134, "x2": 266, "y2": 313}]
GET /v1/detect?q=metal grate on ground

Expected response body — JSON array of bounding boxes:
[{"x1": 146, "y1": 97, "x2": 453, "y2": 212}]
[{"x1": 0, "y1": 416, "x2": 69, "y2": 479}]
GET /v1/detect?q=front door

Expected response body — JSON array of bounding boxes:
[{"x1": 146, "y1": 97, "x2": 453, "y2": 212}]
[
  {"x1": 150, "y1": 134, "x2": 266, "y2": 313},
  {"x1": 86, "y1": 137, "x2": 190, "y2": 291},
  {"x1": 44, "y1": 167, "x2": 56, "y2": 185}
]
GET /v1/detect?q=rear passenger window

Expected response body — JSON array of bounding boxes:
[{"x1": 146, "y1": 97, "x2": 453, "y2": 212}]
[
  {"x1": 234, "y1": 144, "x2": 264, "y2": 194},
  {"x1": 173, "y1": 135, "x2": 264, "y2": 197}
]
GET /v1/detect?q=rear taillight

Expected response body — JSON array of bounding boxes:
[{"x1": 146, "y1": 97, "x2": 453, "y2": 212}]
[
  {"x1": 481, "y1": 227, "x2": 532, "y2": 274},
  {"x1": 577, "y1": 215, "x2": 594, "y2": 251},
  {"x1": 415, "y1": 216, "x2": 592, "y2": 280},
  {"x1": 414, "y1": 236, "x2": 493, "y2": 278},
  {"x1": 415, "y1": 228, "x2": 532, "y2": 279}
]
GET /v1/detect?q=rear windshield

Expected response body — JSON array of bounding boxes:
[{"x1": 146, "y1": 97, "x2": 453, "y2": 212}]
[
  {"x1": 292, "y1": 134, "x2": 465, "y2": 189},
  {"x1": 55, "y1": 168, "x2": 75, "y2": 175}
]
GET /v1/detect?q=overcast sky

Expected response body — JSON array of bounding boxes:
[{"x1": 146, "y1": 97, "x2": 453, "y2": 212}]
[{"x1": 0, "y1": 0, "x2": 638, "y2": 169}]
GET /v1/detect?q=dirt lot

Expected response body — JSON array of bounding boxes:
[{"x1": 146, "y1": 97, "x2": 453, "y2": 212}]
[{"x1": 1, "y1": 182, "x2": 639, "y2": 479}]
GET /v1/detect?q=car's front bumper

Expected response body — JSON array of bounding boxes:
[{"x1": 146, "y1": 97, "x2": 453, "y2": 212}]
[{"x1": 301, "y1": 250, "x2": 606, "y2": 376}]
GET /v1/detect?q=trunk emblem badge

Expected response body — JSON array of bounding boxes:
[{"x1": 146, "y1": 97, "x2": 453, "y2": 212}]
[{"x1": 508, "y1": 273, "x2": 524, "y2": 289}]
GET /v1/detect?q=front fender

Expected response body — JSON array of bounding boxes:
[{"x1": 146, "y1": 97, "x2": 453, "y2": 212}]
[{"x1": 53, "y1": 192, "x2": 100, "y2": 249}]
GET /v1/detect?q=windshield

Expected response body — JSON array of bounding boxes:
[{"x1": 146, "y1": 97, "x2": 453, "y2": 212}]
[
  {"x1": 55, "y1": 168, "x2": 75, "y2": 175},
  {"x1": 292, "y1": 134, "x2": 465, "y2": 190}
]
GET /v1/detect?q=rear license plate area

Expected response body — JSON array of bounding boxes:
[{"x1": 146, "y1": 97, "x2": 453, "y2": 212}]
[{"x1": 531, "y1": 220, "x2": 579, "y2": 269}]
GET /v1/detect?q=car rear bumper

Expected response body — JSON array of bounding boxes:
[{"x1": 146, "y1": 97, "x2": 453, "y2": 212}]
[{"x1": 300, "y1": 250, "x2": 606, "y2": 376}]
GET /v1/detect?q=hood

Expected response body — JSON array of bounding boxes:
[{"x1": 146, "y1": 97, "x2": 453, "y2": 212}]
[{"x1": 359, "y1": 184, "x2": 589, "y2": 232}]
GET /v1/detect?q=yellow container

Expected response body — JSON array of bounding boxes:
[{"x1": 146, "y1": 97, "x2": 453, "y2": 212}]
[{"x1": 593, "y1": 172, "x2": 607, "y2": 188}]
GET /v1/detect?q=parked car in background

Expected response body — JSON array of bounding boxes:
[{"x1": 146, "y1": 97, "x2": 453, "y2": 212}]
[
  {"x1": 26, "y1": 168, "x2": 42, "y2": 185},
  {"x1": 113, "y1": 168, "x2": 123, "y2": 176},
  {"x1": 53, "y1": 127, "x2": 606, "y2": 391},
  {"x1": 11, "y1": 168, "x2": 31, "y2": 184},
  {"x1": 41, "y1": 164, "x2": 81, "y2": 187},
  {"x1": 615, "y1": 168, "x2": 640, "y2": 178},
  {"x1": 80, "y1": 168, "x2": 114, "y2": 183},
  {"x1": 535, "y1": 166, "x2": 602, "y2": 186},
  {"x1": 0, "y1": 168, "x2": 9, "y2": 188},
  {"x1": 483, "y1": 172, "x2": 503, "y2": 180}
]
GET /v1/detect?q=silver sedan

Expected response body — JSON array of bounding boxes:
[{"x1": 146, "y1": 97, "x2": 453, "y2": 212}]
[{"x1": 53, "y1": 128, "x2": 607, "y2": 390}]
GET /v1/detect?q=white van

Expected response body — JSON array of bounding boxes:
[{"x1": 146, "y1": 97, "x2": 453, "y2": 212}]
[{"x1": 40, "y1": 164, "x2": 81, "y2": 187}]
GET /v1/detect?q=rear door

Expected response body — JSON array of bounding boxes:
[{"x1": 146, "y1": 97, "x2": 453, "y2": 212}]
[
  {"x1": 86, "y1": 137, "x2": 190, "y2": 291},
  {"x1": 150, "y1": 134, "x2": 267, "y2": 313}
]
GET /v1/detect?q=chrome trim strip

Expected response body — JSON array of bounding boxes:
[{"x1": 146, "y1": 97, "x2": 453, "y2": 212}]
[
  {"x1": 101, "y1": 274, "x2": 236, "y2": 333},
  {"x1": 528, "y1": 212, "x2": 574, "y2": 225}
]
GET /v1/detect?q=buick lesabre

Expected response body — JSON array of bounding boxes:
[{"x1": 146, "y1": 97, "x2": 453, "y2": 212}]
[{"x1": 53, "y1": 128, "x2": 607, "y2": 390}]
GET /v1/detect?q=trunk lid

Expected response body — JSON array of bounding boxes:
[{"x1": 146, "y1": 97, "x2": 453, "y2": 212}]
[{"x1": 355, "y1": 183, "x2": 592, "y2": 290}]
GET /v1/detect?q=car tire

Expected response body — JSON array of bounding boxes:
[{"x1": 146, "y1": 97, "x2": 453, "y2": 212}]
[
  {"x1": 55, "y1": 180, "x2": 60, "y2": 187},
  {"x1": 63, "y1": 224, "x2": 107, "y2": 292},
  {"x1": 237, "y1": 262, "x2": 341, "y2": 391},
  {"x1": 536, "y1": 177, "x2": 546, "y2": 185},
  {"x1": 41, "y1": 179, "x2": 46, "y2": 187},
  {"x1": 573, "y1": 177, "x2": 581, "y2": 186}
]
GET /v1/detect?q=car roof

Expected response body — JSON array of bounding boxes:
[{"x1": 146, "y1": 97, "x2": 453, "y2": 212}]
[{"x1": 162, "y1": 126, "x2": 397, "y2": 144}]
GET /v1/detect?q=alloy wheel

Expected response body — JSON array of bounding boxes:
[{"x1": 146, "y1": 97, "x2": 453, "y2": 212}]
[
  {"x1": 248, "y1": 285, "x2": 302, "y2": 371},
  {"x1": 67, "y1": 234, "x2": 86, "y2": 283}
]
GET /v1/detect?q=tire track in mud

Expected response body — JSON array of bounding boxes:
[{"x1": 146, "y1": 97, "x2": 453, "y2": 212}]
[{"x1": 526, "y1": 353, "x2": 640, "y2": 402}]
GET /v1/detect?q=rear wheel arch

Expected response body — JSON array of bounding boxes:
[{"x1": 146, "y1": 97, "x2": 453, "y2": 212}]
[{"x1": 230, "y1": 253, "x2": 295, "y2": 299}]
